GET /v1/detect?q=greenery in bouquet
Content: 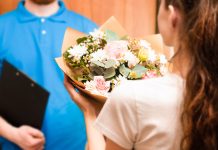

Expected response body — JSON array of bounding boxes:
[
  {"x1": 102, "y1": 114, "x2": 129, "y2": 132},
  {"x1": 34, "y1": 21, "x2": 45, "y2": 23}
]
[{"x1": 63, "y1": 29, "x2": 168, "y2": 97}]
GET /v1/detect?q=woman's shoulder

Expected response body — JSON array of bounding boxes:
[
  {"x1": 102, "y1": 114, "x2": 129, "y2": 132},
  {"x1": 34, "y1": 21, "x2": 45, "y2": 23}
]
[{"x1": 109, "y1": 73, "x2": 184, "y2": 109}]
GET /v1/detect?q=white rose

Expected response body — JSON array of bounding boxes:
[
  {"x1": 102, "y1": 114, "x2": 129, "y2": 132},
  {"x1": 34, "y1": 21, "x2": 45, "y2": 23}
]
[
  {"x1": 159, "y1": 54, "x2": 167, "y2": 64},
  {"x1": 139, "y1": 40, "x2": 151, "y2": 49},
  {"x1": 123, "y1": 51, "x2": 139, "y2": 68},
  {"x1": 147, "y1": 49, "x2": 156, "y2": 62},
  {"x1": 68, "y1": 45, "x2": 87, "y2": 60},
  {"x1": 89, "y1": 29, "x2": 105, "y2": 40},
  {"x1": 90, "y1": 49, "x2": 109, "y2": 63}
]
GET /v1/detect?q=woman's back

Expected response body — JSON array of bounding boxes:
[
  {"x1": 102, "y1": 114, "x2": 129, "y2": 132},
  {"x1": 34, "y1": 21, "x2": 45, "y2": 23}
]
[{"x1": 95, "y1": 73, "x2": 184, "y2": 150}]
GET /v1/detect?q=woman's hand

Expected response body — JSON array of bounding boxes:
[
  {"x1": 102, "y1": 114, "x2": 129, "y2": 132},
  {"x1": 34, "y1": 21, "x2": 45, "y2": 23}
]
[
  {"x1": 64, "y1": 75, "x2": 103, "y2": 117},
  {"x1": 64, "y1": 75, "x2": 106, "y2": 150}
]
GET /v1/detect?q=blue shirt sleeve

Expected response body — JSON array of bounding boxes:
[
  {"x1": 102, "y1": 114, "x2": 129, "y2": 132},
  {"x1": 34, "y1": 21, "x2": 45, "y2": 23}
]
[
  {"x1": 65, "y1": 10, "x2": 98, "y2": 34},
  {"x1": 82, "y1": 17, "x2": 98, "y2": 33}
]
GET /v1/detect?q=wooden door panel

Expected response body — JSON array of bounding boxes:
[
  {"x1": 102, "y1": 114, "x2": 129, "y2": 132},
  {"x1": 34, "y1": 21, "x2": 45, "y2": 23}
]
[{"x1": 0, "y1": 0, "x2": 157, "y2": 37}]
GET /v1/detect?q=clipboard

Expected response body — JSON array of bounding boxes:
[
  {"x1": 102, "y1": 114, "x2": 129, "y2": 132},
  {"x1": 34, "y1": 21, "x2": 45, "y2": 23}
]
[{"x1": 0, "y1": 60, "x2": 49, "y2": 129}]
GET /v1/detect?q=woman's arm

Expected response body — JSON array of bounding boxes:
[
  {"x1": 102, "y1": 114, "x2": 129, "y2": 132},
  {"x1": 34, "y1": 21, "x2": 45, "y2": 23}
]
[
  {"x1": 64, "y1": 76, "x2": 127, "y2": 150},
  {"x1": 64, "y1": 76, "x2": 105, "y2": 150},
  {"x1": 84, "y1": 112, "x2": 105, "y2": 150},
  {"x1": 84, "y1": 112, "x2": 127, "y2": 150},
  {"x1": 105, "y1": 139, "x2": 127, "y2": 150}
]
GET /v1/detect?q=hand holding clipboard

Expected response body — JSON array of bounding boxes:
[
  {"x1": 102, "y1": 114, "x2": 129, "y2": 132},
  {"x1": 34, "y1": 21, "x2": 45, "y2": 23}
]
[{"x1": 0, "y1": 60, "x2": 49, "y2": 129}]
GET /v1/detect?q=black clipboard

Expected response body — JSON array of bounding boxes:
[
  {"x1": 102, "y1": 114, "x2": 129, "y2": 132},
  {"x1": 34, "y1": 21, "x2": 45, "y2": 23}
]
[{"x1": 0, "y1": 60, "x2": 49, "y2": 129}]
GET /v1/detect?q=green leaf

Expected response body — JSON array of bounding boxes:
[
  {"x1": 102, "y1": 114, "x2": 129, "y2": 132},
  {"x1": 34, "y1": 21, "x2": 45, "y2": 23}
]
[
  {"x1": 77, "y1": 76, "x2": 89, "y2": 82},
  {"x1": 128, "y1": 64, "x2": 147, "y2": 79},
  {"x1": 100, "y1": 39, "x2": 107, "y2": 47},
  {"x1": 132, "y1": 64, "x2": 147, "y2": 72},
  {"x1": 120, "y1": 35, "x2": 129, "y2": 40},
  {"x1": 105, "y1": 29, "x2": 120, "y2": 41},
  {"x1": 88, "y1": 73, "x2": 94, "y2": 80},
  {"x1": 105, "y1": 59, "x2": 116, "y2": 68},
  {"x1": 90, "y1": 65, "x2": 105, "y2": 76},
  {"x1": 91, "y1": 61, "x2": 105, "y2": 68},
  {"x1": 119, "y1": 64, "x2": 131, "y2": 77},
  {"x1": 76, "y1": 37, "x2": 87, "y2": 44},
  {"x1": 104, "y1": 67, "x2": 116, "y2": 79}
]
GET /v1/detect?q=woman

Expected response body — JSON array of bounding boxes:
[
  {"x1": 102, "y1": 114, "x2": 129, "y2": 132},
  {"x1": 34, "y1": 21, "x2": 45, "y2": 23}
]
[{"x1": 64, "y1": 0, "x2": 218, "y2": 149}]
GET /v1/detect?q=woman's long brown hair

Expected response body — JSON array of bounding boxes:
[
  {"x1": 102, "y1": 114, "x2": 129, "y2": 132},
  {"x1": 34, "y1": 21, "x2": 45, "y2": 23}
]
[{"x1": 164, "y1": 0, "x2": 218, "y2": 149}]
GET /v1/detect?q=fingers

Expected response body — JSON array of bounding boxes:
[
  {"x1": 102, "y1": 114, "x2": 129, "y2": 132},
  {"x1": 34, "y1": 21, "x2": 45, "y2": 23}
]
[
  {"x1": 63, "y1": 74, "x2": 101, "y2": 113},
  {"x1": 63, "y1": 74, "x2": 70, "y2": 86},
  {"x1": 37, "y1": 146, "x2": 44, "y2": 150},
  {"x1": 64, "y1": 75, "x2": 78, "y2": 98},
  {"x1": 27, "y1": 127, "x2": 44, "y2": 139},
  {"x1": 64, "y1": 75, "x2": 73, "y2": 91},
  {"x1": 27, "y1": 134, "x2": 45, "y2": 150},
  {"x1": 31, "y1": 138, "x2": 45, "y2": 150}
]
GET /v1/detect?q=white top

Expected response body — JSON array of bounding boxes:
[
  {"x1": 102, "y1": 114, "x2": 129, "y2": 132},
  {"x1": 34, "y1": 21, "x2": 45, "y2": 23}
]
[{"x1": 94, "y1": 73, "x2": 184, "y2": 150}]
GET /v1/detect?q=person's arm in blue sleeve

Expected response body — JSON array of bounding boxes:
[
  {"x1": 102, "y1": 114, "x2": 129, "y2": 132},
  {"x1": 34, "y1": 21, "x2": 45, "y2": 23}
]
[
  {"x1": 82, "y1": 17, "x2": 99, "y2": 34},
  {"x1": 0, "y1": 116, "x2": 45, "y2": 150},
  {"x1": 0, "y1": 20, "x2": 45, "y2": 150}
]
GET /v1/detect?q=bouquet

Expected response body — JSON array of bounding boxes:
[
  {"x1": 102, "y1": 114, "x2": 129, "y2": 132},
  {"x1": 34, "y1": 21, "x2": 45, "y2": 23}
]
[{"x1": 56, "y1": 17, "x2": 168, "y2": 102}]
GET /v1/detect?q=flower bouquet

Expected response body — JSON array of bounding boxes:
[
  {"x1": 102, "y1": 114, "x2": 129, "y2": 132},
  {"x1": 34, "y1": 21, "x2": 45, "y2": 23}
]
[{"x1": 56, "y1": 17, "x2": 168, "y2": 103}]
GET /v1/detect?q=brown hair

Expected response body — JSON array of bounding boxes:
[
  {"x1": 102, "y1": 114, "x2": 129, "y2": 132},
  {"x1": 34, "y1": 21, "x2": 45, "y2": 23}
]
[{"x1": 164, "y1": 0, "x2": 218, "y2": 149}]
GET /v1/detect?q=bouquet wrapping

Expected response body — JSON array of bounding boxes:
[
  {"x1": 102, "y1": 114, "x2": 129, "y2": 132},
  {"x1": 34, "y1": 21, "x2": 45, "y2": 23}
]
[{"x1": 56, "y1": 17, "x2": 168, "y2": 103}]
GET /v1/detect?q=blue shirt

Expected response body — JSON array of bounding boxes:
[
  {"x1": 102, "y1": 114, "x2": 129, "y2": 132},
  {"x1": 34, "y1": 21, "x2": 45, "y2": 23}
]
[{"x1": 0, "y1": 1, "x2": 97, "y2": 150}]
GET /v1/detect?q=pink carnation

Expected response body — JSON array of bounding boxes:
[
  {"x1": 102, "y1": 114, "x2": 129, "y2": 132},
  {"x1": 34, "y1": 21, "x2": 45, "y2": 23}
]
[
  {"x1": 142, "y1": 71, "x2": 158, "y2": 79},
  {"x1": 94, "y1": 76, "x2": 110, "y2": 92},
  {"x1": 104, "y1": 41, "x2": 128, "y2": 59},
  {"x1": 85, "y1": 76, "x2": 110, "y2": 96}
]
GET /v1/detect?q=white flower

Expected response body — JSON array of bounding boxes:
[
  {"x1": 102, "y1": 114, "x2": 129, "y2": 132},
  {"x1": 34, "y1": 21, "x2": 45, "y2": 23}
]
[
  {"x1": 147, "y1": 49, "x2": 156, "y2": 62},
  {"x1": 160, "y1": 66, "x2": 168, "y2": 75},
  {"x1": 123, "y1": 51, "x2": 139, "y2": 68},
  {"x1": 90, "y1": 49, "x2": 109, "y2": 62},
  {"x1": 68, "y1": 45, "x2": 87, "y2": 61},
  {"x1": 85, "y1": 81, "x2": 98, "y2": 93},
  {"x1": 90, "y1": 50, "x2": 120, "y2": 68},
  {"x1": 139, "y1": 40, "x2": 151, "y2": 49},
  {"x1": 114, "y1": 59, "x2": 121, "y2": 68},
  {"x1": 89, "y1": 29, "x2": 105, "y2": 40},
  {"x1": 159, "y1": 54, "x2": 167, "y2": 64},
  {"x1": 111, "y1": 75, "x2": 127, "y2": 87},
  {"x1": 116, "y1": 75, "x2": 127, "y2": 85}
]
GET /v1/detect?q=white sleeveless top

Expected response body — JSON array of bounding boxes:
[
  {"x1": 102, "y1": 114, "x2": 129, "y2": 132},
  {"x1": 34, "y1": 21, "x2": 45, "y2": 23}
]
[{"x1": 94, "y1": 73, "x2": 184, "y2": 150}]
